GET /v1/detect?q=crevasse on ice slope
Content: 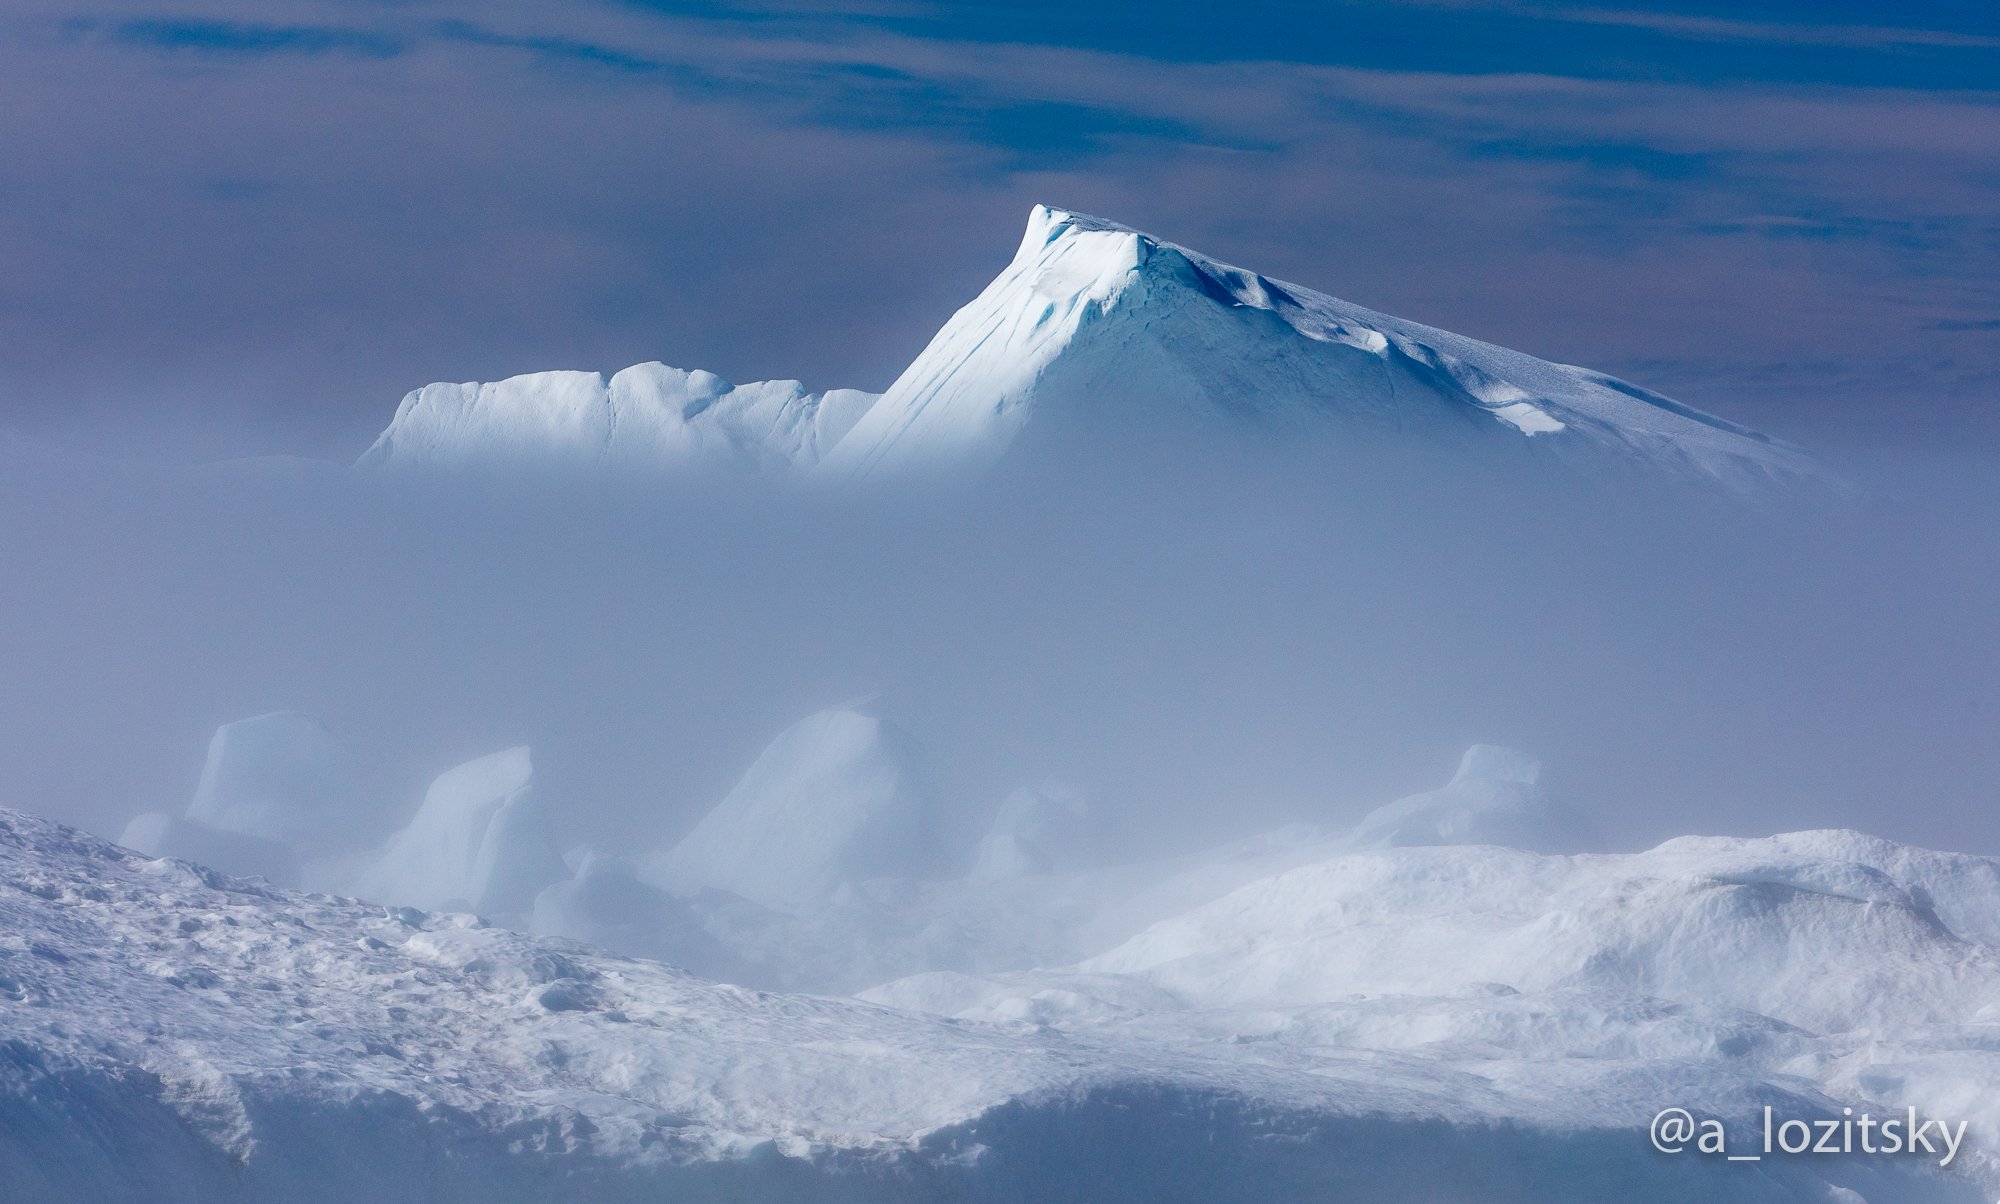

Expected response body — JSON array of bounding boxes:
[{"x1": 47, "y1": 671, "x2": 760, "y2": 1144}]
[
  {"x1": 3, "y1": 806, "x2": 1995, "y2": 1203},
  {"x1": 358, "y1": 361, "x2": 877, "y2": 473},
  {"x1": 359, "y1": 206, "x2": 1818, "y2": 487},
  {"x1": 815, "y1": 205, "x2": 1821, "y2": 486}
]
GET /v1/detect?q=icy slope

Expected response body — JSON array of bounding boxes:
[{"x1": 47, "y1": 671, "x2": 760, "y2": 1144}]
[
  {"x1": 4, "y1": 807, "x2": 1991, "y2": 1203},
  {"x1": 359, "y1": 362, "x2": 876, "y2": 474},
  {"x1": 868, "y1": 830, "x2": 2000, "y2": 1197},
  {"x1": 817, "y1": 206, "x2": 1819, "y2": 487}
]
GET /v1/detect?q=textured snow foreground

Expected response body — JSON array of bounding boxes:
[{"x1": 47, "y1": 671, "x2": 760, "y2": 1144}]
[{"x1": 7, "y1": 802, "x2": 2000, "y2": 1203}]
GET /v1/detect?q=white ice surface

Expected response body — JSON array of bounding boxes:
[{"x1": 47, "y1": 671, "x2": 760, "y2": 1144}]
[
  {"x1": 817, "y1": 205, "x2": 1822, "y2": 488},
  {"x1": 358, "y1": 362, "x2": 876, "y2": 475}
]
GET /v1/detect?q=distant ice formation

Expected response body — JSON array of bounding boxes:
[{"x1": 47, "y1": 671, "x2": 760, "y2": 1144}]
[
  {"x1": 359, "y1": 362, "x2": 875, "y2": 474},
  {"x1": 969, "y1": 781, "x2": 1093, "y2": 880},
  {"x1": 647, "y1": 703, "x2": 943, "y2": 909},
  {"x1": 119, "y1": 711, "x2": 365, "y2": 886},
  {"x1": 823, "y1": 205, "x2": 1819, "y2": 486},
  {"x1": 359, "y1": 206, "x2": 1822, "y2": 491},
  {"x1": 352, "y1": 747, "x2": 568, "y2": 922},
  {"x1": 183, "y1": 711, "x2": 365, "y2": 851},
  {"x1": 1343, "y1": 743, "x2": 1600, "y2": 854}
]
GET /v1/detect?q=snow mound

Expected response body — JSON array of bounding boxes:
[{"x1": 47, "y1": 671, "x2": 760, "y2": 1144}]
[
  {"x1": 1081, "y1": 833, "x2": 1998, "y2": 1034},
  {"x1": 818, "y1": 205, "x2": 1821, "y2": 488},
  {"x1": 1343, "y1": 743, "x2": 1600, "y2": 854},
  {"x1": 351, "y1": 747, "x2": 567, "y2": 922},
  {"x1": 611, "y1": 748, "x2": 1599, "y2": 995},
  {"x1": 648, "y1": 705, "x2": 943, "y2": 910},
  {"x1": 359, "y1": 362, "x2": 876, "y2": 474}
]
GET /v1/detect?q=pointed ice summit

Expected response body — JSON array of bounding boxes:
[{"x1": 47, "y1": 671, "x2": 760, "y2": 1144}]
[{"x1": 817, "y1": 205, "x2": 1818, "y2": 487}]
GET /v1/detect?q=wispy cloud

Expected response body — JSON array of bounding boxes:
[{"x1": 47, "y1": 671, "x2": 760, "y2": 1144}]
[
  {"x1": 1527, "y1": 5, "x2": 2000, "y2": 52},
  {"x1": 92, "y1": 17, "x2": 406, "y2": 59}
]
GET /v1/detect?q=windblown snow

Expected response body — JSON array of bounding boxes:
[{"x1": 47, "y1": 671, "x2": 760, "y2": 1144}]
[{"x1": 359, "y1": 206, "x2": 1821, "y2": 490}]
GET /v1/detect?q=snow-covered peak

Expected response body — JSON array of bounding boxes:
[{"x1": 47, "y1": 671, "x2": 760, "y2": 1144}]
[
  {"x1": 817, "y1": 204, "x2": 1821, "y2": 487},
  {"x1": 358, "y1": 361, "x2": 876, "y2": 475},
  {"x1": 352, "y1": 205, "x2": 1820, "y2": 490}
]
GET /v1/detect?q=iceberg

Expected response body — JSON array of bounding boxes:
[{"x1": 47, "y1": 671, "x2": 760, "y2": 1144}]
[
  {"x1": 184, "y1": 711, "x2": 365, "y2": 852},
  {"x1": 648, "y1": 704, "x2": 944, "y2": 910},
  {"x1": 356, "y1": 206, "x2": 1821, "y2": 492},
  {"x1": 1343, "y1": 743, "x2": 1600, "y2": 854},
  {"x1": 819, "y1": 206, "x2": 1823, "y2": 488},
  {"x1": 359, "y1": 362, "x2": 876, "y2": 475},
  {"x1": 351, "y1": 747, "x2": 568, "y2": 922}
]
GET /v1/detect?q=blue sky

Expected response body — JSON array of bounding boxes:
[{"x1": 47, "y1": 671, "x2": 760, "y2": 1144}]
[{"x1": 2, "y1": 0, "x2": 1995, "y2": 458}]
